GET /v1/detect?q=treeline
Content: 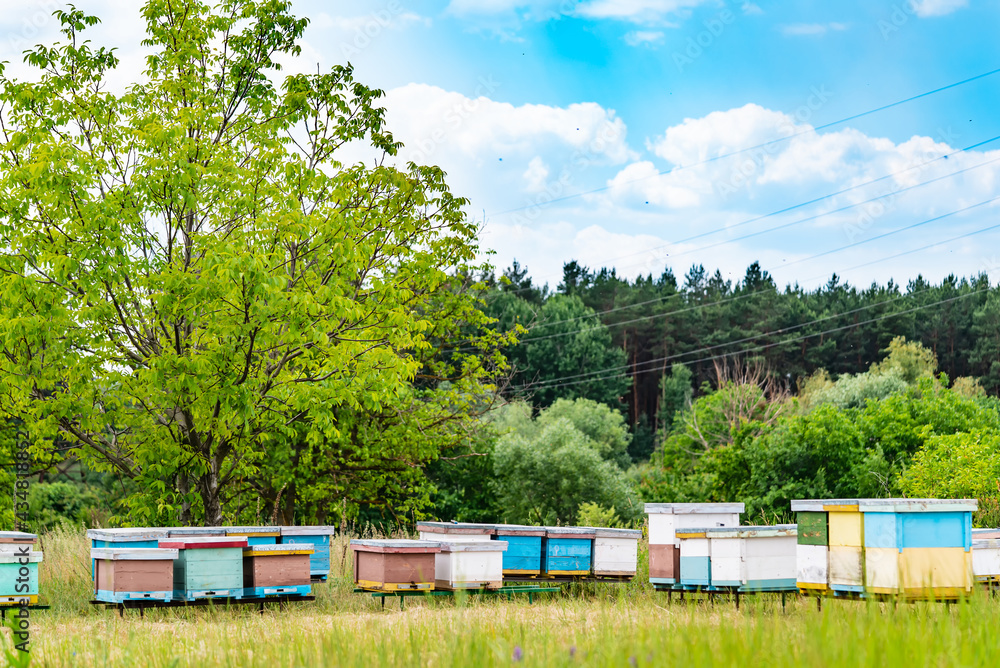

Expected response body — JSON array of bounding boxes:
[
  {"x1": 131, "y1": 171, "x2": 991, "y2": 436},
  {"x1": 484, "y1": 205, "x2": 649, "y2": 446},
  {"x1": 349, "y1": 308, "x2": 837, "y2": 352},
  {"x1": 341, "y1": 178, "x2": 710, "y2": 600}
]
[{"x1": 483, "y1": 260, "x2": 1000, "y2": 441}]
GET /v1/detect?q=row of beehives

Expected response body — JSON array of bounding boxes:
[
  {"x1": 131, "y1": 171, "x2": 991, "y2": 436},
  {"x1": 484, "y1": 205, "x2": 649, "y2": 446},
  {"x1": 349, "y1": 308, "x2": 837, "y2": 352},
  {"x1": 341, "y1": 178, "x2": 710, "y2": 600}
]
[
  {"x1": 0, "y1": 532, "x2": 42, "y2": 607},
  {"x1": 87, "y1": 525, "x2": 336, "y2": 603},
  {"x1": 647, "y1": 499, "x2": 1000, "y2": 599},
  {"x1": 351, "y1": 522, "x2": 642, "y2": 592}
]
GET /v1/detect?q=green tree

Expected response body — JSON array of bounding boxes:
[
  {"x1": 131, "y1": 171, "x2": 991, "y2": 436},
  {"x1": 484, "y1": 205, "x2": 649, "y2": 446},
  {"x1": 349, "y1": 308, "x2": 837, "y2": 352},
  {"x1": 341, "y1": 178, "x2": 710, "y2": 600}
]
[
  {"x1": 536, "y1": 398, "x2": 632, "y2": 468},
  {"x1": 0, "y1": 3, "x2": 500, "y2": 525},
  {"x1": 489, "y1": 399, "x2": 639, "y2": 524},
  {"x1": 515, "y1": 295, "x2": 629, "y2": 408}
]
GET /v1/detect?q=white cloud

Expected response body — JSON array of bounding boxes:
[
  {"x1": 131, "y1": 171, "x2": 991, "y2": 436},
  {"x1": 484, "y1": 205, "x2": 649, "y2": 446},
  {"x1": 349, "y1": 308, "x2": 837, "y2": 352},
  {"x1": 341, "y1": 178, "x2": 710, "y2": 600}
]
[
  {"x1": 523, "y1": 157, "x2": 551, "y2": 192},
  {"x1": 576, "y1": 0, "x2": 713, "y2": 23},
  {"x1": 911, "y1": 0, "x2": 968, "y2": 18},
  {"x1": 607, "y1": 103, "x2": 1000, "y2": 242},
  {"x1": 625, "y1": 30, "x2": 666, "y2": 46},
  {"x1": 781, "y1": 22, "x2": 848, "y2": 36},
  {"x1": 741, "y1": 3, "x2": 764, "y2": 15},
  {"x1": 446, "y1": 0, "x2": 714, "y2": 24},
  {"x1": 380, "y1": 83, "x2": 635, "y2": 167}
]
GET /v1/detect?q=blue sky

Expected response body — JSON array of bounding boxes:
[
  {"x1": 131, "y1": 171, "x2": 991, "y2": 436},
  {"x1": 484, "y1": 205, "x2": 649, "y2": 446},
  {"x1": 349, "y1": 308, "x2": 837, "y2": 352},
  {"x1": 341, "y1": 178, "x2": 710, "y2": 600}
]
[{"x1": 3, "y1": 0, "x2": 1000, "y2": 290}]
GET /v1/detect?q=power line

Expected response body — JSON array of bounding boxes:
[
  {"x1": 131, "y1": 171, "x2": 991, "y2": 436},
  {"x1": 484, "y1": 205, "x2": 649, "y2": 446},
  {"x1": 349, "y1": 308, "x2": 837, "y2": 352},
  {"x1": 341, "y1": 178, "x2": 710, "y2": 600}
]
[
  {"x1": 516, "y1": 289, "x2": 987, "y2": 392},
  {"x1": 474, "y1": 192, "x2": 1000, "y2": 352},
  {"x1": 489, "y1": 67, "x2": 1000, "y2": 219},
  {"x1": 609, "y1": 153, "x2": 1000, "y2": 275},
  {"x1": 517, "y1": 283, "x2": 943, "y2": 388},
  {"x1": 807, "y1": 219, "x2": 1000, "y2": 284},
  {"x1": 501, "y1": 132, "x2": 1000, "y2": 294},
  {"x1": 768, "y1": 194, "x2": 1000, "y2": 272}
]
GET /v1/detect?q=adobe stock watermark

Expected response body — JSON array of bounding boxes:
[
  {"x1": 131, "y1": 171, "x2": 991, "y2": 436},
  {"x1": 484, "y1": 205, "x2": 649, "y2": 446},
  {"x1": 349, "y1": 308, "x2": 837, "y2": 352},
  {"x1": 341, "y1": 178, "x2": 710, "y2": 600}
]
[
  {"x1": 3, "y1": 0, "x2": 61, "y2": 58},
  {"x1": 8, "y1": 431, "x2": 32, "y2": 658},
  {"x1": 673, "y1": 4, "x2": 739, "y2": 73},
  {"x1": 714, "y1": 84, "x2": 835, "y2": 200},
  {"x1": 408, "y1": 75, "x2": 502, "y2": 166},
  {"x1": 877, "y1": 2, "x2": 931, "y2": 40},
  {"x1": 338, "y1": 1, "x2": 411, "y2": 60},
  {"x1": 843, "y1": 125, "x2": 962, "y2": 243}
]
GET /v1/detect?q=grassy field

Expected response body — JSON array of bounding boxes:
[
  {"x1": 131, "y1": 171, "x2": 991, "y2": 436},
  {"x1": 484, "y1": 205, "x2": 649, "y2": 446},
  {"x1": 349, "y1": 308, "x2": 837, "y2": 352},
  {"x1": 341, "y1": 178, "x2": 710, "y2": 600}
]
[{"x1": 7, "y1": 527, "x2": 1000, "y2": 667}]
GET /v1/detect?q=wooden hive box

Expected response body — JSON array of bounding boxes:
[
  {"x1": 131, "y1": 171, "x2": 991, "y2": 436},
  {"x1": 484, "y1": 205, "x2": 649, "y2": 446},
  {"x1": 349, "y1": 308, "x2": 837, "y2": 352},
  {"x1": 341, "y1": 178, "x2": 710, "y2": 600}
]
[
  {"x1": 225, "y1": 526, "x2": 281, "y2": 546},
  {"x1": 435, "y1": 541, "x2": 507, "y2": 590},
  {"x1": 591, "y1": 528, "x2": 641, "y2": 578},
  {"x1": 860, "y1": 498, "x2": 976, "y2": 599},
  {"x1": 167, "y1": 527, "x2": 228, "y2": 537},
  {"x1": 706, "y1": 525, "x2": 798, "y2": 591},
  {"x1": 0, "y1": 531, "x2": 37, "y2": 548},
  {"x1": 91, "y1": 548, "x2": 178, "y2": 603},
  {"x1": 158, "y1": 536, "x2": 248, "y2": 600},
  {"x1": 675, "y1": 528, "x2": 712, "y2": 588},
  {"x1": 87, "y1": 528, "x2": 170, "y2": 581},
  {"x1": 493, "y1": 525, "x2": 546, "y2": 576},
  {"x1": 417, "y1": 522, "x2": 495, "y2": 543},
  {"x1": 972, "y1": 538, "x2": 1000, "y2": 584},
  {"x1": 645, "y1": 503, "x2": 744, "y2": 586},
  {"x1": 351, "y1": 540, "x2": 441, "y2": 592},
  {"x1": 791, "y1": 499, "x2": 863, "y2": 594},
  {"x1": 279, "y1": 526, "x2": 336, "y2": 581},
  {"x1": 0, "y1": 550, "x2": 42, "y2": 606},
  {"x1": 242, "y1": 543, "x2": 313, "y2": 598},
  {"x1": 543, "y1": 528, "x2": 595, "y2": 577}
]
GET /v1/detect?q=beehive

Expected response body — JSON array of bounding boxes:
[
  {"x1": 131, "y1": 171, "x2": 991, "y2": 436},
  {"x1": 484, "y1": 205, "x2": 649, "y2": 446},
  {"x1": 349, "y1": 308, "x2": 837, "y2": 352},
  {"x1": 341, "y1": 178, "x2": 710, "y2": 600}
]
[
  {"x1": 417, "y1": 522, "x2": 495, "y2": 542},
  {"x1": 860, "y1": 498, "x2": 976, "y2": 599},
  {"x1": 87, "y1": 528, "x2": 171, "y2": 581},
  {"x1": 493, "y1": 525, "x2": 546, "y2": 576},
  {"x1": 351, "y1": 540, "x2": 441, "y2": 591},
  {"x1": 167, "y1": 527, "x2": 227, "y2": 537},
  {"x1": 91, "y1": 548, "x2": 178, "y2": 603},
  {"x1": 592, "y1": 528, "x2": 641, "y2": 578},
  {"x1": 645, "y1": 503, "x2": 744, "y2": 586},
  {"x1": 242, "y1": 543, "x2": 313, "y2": 597},
  {"x1": 705, "y1": 525, "x2": 798, "y2": 591},
  {"x1": 435, "y1": 541, "x2": 507, "y2": 590},
  {"x1": 0, "y1": 548, "x2": 42, "y2": 606},
  {"x1": 972, "y1": 537, "x2": 1000, "y2": 584},
  {"x1": 279, "y1": 526, "x2": 336, "y2": 581},
  {"x1": 226, "y1": 526, "x2": 280, "y2": 546},
  {"x1": 675, "y1": 528, "x2": 712, "y2": 588},
  {"x1": 543, "y1": 528, "x2": 595, "y2": 577},
  {"x1": 158, "y1": 536, "x2": 248, "y2": 600},
  {"x1": 790, "y1": 499, "x2": 862, "y2": 594},
  {"x1": 0, "y1": 531, "x2": 37, "y2": 548}
]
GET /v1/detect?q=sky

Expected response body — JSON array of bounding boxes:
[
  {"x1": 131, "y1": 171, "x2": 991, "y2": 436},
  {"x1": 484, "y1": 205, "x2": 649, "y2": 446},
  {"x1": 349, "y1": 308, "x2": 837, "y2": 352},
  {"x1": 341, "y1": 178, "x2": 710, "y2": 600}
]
[{"x1": 2, "y1": 0, "x2": 1000, "y2": 291}]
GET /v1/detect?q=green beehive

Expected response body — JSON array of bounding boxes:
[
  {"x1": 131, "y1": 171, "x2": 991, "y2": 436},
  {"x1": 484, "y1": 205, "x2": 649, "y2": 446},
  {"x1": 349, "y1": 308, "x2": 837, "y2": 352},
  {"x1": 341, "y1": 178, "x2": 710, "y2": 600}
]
[
  {"x1": 158, "y1": 537, "x2": 248, "y2": 600},
  {"x1": 796, "y1": 512, "x2": 829, "y2": 546}
]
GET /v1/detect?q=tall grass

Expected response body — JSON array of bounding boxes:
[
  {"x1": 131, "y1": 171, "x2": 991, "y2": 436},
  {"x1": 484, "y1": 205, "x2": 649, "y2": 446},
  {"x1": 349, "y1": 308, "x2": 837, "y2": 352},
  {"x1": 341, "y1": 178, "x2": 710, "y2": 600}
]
[{"x1": 10, "y1": 529, "x2": 1000, "y2": 666}]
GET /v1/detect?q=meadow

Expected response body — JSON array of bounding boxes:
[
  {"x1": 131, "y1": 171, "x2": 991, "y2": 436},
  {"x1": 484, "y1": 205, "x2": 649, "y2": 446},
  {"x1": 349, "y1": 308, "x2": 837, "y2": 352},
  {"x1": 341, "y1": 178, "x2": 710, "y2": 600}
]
[{"x1": 7, "y1": 527, "x2": 1000, "y2": 667}]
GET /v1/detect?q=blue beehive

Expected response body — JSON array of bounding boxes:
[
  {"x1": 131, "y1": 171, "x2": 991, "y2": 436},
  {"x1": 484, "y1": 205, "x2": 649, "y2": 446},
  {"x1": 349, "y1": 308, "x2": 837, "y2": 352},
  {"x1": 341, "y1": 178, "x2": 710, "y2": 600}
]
[
  {"x1": 543, "y1": 527, "x2": 595, "y2": 577},
  {"x1": 493, "y1": 525, "x2": 546, "y2": 576},
  {"x1": 279, "y1": 526, "x2": 336, "y2": 581}
]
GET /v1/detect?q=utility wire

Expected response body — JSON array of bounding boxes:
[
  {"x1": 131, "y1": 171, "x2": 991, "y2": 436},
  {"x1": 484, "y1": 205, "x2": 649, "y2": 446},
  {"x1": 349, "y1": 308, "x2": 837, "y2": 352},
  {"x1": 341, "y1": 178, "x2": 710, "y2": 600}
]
[
  {"x1": 517, "y1": 289, "x2": 986, "y2": 392},
  {"x1": 490, "y1": 67, "x2": 1000, "y2": 219},
  {"x1": 468, "y1": 192, "x2": 1000, "y2": 352},
  {"x1": 502, "y1": 132, "x2": 1000, "y2": 294}
]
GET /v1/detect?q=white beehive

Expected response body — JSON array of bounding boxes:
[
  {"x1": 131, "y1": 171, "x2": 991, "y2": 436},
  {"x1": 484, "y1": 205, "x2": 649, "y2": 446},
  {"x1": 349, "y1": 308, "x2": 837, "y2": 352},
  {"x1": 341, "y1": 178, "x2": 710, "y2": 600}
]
[
  {"x1": 591, "y1": 528, "x2": 641, "y2": 578},
  {"x1": 434, "y1": 541, "x2": 507, "y2": 590},
  {"x1": 706, "y1": 525, "x2": 797, "y2": 591}
]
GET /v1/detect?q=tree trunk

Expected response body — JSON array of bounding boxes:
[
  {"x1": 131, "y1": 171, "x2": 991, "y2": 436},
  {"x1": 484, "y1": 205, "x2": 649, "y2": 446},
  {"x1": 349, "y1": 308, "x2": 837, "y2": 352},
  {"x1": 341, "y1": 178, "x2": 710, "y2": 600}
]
[
  {"x1": 177, "y1": 472, "x2": 193, "y2": 525},
  {"x1": 197, "y1": 466, "x2": 224, "y2": 526}
]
